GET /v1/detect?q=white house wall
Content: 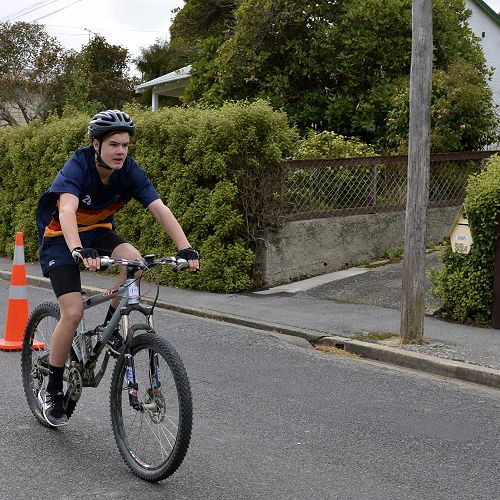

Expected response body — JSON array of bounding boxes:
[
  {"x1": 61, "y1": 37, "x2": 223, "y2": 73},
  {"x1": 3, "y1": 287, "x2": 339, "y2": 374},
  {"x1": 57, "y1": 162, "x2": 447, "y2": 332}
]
[{"x1": 466, "y1": 1, "x2": 500, "y2": 111}]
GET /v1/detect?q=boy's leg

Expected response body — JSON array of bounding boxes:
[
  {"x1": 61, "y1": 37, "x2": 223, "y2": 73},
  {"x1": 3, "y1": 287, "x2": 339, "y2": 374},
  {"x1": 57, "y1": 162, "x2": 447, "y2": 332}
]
[
  {"x1": 40, "y1": 266, "x2": 83, "y2": 427},
  {"x1": 90, "y1": 229, "x2": 141, "y2": 309},
  {"x1": 110, "y1": 242, "x2": 142, "y2": 308},
  {"x1": 90, "y1": 230, "x2": 141, "y2": 354},
  {"x1": 99, "y1": 242, "x2": 142, "y2": 355},
  {"x1": 49, "y1": 292, "x2": 83, "y2": 367}
]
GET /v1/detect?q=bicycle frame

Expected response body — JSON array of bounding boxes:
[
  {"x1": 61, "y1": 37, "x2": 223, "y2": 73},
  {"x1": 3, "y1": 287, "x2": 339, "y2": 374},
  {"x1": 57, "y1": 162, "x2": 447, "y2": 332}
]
[{"x1": 66, "y1": 255, "x2": 187, "y2": 392}]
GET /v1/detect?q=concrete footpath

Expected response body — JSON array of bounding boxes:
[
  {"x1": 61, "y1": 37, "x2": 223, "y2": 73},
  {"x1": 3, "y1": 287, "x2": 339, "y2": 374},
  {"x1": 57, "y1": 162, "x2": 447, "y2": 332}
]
[{"x1": 1, "y1": 255, "x2": 499, "y2": 390}]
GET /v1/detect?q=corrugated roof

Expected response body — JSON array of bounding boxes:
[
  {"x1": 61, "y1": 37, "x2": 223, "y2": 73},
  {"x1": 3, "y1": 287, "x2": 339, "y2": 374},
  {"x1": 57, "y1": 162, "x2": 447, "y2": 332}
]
[{"x1": 135, "y1": 65, "x2": 191, "y2": 93}]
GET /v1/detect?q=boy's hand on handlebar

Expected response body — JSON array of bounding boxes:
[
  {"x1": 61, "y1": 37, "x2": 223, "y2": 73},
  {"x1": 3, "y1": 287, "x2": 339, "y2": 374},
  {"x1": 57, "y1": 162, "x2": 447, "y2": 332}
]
[
  {"x1": 72, "y1": 247, "x2": 101, "y2": 271},
  {"x1": 176, "y1": 247, "x2": 200, "y2": 272}
]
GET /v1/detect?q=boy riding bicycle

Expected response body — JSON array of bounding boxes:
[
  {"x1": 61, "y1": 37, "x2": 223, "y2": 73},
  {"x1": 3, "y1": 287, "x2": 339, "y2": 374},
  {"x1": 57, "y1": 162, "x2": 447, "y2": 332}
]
[{"x1": 35, "y1": 109, "x2": 199, "y2": 427}]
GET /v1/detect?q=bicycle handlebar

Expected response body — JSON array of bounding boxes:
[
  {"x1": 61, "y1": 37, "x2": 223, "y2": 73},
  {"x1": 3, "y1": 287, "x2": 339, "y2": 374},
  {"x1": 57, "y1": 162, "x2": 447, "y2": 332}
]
[
  {"x1": 101, "y1": 256, "x2": 189, "y2": 272},
  {"x1": 72, "y1": 252, "x2": 189, "y2": 272}
]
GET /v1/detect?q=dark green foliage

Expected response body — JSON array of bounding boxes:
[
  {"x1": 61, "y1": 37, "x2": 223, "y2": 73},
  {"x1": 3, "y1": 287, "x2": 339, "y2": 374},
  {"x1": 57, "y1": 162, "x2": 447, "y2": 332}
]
[
  {"x1": 0, "y1": 101, "x2": 296, "y2": 292},
  {"x1": 431, "y1": 155, "x2": 500, "y2": 325},
  {"x1": 63, "y1": 35, "x2": 135, "y2": 112},
  {"x1": 384, "y1": 59, "x2": 499, "y2": 153},
  {"x1": 171, "y1": 0, "x2": 497, "y2": 151},
  {"x1": 169, "y1": 0, "x2": 237, "y2": 64}
]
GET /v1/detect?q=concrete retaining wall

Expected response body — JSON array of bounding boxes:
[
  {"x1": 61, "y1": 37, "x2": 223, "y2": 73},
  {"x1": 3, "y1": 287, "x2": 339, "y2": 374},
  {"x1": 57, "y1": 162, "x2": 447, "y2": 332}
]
[{"x1": 256, "y1": 206, "x2": 458, "y2": 287}]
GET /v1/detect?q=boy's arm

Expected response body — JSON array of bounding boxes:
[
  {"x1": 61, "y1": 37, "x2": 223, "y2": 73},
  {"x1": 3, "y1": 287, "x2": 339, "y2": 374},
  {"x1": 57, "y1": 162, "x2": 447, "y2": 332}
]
[
  {"x1": 59, "y1": 193, "x2": 100, "y2": 271},
  {"x1": 147, "y1": 199, "x2": 199, "y2": 270},
  {"x1": 59, "y1": 193, "x2": 82, "y2": 251}
]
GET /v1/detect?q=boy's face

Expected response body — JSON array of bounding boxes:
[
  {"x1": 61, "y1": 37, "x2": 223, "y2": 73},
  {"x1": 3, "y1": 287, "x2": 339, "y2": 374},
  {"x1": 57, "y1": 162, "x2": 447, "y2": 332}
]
[{"x1": 93, "y1": 131, "x2": 130, "y2": 170}]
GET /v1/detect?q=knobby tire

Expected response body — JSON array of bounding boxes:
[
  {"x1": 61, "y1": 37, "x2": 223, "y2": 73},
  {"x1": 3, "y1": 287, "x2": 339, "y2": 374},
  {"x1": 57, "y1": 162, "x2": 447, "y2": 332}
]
[{"x1": 109, "y1": 331, "x2": 193, "y2": 482}]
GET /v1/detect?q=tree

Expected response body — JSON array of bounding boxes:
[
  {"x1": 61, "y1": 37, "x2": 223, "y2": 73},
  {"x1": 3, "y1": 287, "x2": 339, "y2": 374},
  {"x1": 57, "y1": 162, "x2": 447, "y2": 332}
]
[
  {"x1": 175, "y1": 0, "x2": 497, "y2": 151},
  {"x1": 63, "y1": 35, "x2": 135, "y2": 112},
  {"x1": 134, "y1": 37, "x2": 188, "y2": 107},
  {"x1": 385, "y1": 59, "x2": 498, "y2": 153},
  {"x1": 182, "y1": 0, "x2": 340, "y2": 109},
  {"x1": 0, "y1": 22, "x2": 68, "y2": 126},
  {"x1": 169, "y1": 0, "x2": 237, "y2": 58}
]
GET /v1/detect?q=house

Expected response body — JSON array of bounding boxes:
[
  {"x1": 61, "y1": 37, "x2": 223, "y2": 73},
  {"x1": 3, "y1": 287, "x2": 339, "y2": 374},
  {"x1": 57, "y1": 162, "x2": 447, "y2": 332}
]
[
  {"x1": 136, "y1": 1, "x2": 500, "y2": 115},
  {"x1": 134, "y1": 65, "x2": 191, "y2": 112},
  {"x1": 466, "y1": 0, "x2": 500, "y2": 113},
  {"x1": 0, "y1": 98, "x2": 42, "y2": 127}
]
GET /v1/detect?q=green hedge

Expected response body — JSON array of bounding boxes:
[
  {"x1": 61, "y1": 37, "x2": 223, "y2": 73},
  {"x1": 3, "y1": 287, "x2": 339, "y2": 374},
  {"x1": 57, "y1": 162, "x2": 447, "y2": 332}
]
[
  {"x1": 431, "y1": 154, "x2": 500, "y2": 325},
  {"x1": 0, "y1": 101, "x2": 297, "y2": 292}
]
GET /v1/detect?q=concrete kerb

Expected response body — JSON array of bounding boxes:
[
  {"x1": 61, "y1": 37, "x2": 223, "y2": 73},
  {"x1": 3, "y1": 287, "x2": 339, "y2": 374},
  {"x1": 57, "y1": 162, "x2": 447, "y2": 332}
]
[
  {"x1": 3, "y1": 270, "x2": 500, "y2": 390},
  {"x1": 316, "y1": 336, "x2": 500, "y2": 390}
]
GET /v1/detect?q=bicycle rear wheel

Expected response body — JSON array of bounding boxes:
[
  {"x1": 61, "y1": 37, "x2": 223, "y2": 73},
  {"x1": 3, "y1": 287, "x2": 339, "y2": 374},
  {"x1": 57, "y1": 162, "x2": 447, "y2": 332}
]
[
  {"x1": 21, "y1": 302, "x2": 78, "y2": 427},
  {"x1": 109, "y1": 331, "x2": 193, "y2": 482}
]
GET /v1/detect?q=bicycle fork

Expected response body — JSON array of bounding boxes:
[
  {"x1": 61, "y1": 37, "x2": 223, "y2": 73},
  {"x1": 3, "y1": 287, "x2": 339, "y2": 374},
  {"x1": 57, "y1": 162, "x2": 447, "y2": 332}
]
[
  {"x1": 121, "y1": 311, "x2": 162, "y2": 412},
  {"x1": 124, "y1": 350, "x2": 162, "y2": 412},
  {"x1": 124, "y1": 352, "x2": 141, "y2": 410}
]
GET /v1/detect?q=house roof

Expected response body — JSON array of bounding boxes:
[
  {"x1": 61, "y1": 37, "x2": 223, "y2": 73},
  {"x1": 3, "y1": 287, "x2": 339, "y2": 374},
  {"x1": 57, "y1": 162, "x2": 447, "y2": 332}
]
[
  {"x1": 135, "y1": 65, "x2": 191, "y2": 97},
  {"x1": 472, "y1": 0, "x2": 500, "y2": 26}
]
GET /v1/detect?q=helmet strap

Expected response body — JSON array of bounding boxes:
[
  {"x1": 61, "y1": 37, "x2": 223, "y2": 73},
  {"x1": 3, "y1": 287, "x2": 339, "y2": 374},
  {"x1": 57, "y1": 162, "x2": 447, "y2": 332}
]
[{"x1": 95, "y1": 139, "x2": 113, "y2": 171}]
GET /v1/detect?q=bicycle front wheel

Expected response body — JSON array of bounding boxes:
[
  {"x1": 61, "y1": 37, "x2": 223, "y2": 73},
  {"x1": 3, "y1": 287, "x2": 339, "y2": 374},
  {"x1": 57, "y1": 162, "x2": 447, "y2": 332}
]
[{"x1": 109, "y1": 332, "x2": 193, "y2": 482}]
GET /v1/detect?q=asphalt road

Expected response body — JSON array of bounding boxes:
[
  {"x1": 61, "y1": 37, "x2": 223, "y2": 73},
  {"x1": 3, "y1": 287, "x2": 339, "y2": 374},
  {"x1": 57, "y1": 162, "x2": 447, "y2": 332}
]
[{"x1": 0, "y1": 281, "x2": 499, "y2": 499}]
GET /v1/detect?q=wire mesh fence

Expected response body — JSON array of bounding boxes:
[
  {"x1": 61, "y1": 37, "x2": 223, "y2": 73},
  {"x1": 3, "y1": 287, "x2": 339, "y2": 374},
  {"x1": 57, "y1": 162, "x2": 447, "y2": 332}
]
[{"x1": 284, "y1": 151, "x2": 499, "y2": 220}]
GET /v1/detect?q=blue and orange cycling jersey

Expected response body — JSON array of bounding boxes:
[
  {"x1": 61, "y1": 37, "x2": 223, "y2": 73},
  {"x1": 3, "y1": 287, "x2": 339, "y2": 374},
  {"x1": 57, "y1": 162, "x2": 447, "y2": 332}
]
[{"x1": 36, "y1": 146, "x2": 159, "y2": 243}]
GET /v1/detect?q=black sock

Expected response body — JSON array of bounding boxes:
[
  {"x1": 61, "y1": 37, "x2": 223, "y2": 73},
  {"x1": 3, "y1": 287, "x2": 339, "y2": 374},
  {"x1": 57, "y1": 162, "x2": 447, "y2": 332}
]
[
  {"x1": 105, "y1": 305, "x2": 116, "y2": 325},
  {"x1": 47, "y1": 364, "x2": 64, "y2": 393}
]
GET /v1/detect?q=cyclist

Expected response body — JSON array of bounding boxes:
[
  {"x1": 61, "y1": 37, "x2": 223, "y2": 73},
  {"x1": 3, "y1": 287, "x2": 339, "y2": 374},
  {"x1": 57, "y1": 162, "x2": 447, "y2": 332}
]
[{"x1": 35, "y1": 109, "x2": 199, "y2": 427}]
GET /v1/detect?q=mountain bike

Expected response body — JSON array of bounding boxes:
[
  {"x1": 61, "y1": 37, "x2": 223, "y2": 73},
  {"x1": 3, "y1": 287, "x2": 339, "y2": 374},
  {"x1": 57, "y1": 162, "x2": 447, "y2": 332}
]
[{"x1": 21, "y1": 254, "x2": 193, "y2": 482}]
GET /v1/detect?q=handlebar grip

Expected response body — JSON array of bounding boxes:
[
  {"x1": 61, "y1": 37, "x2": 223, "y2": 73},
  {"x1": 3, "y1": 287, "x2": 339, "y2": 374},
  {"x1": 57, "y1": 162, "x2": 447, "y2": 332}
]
[
  {"x1": 175, "y1": 258, "x2": 190, "y2": 271},
  {"x1": 99, "y1": 256, "x2": 114, "y2": 267}
]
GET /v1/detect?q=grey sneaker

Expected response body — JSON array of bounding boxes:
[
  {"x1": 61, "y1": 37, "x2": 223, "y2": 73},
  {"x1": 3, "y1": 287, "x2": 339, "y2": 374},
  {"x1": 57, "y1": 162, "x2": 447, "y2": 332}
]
[{"x1": 38, "y1": 389, "x2": 68, "y2": 427}]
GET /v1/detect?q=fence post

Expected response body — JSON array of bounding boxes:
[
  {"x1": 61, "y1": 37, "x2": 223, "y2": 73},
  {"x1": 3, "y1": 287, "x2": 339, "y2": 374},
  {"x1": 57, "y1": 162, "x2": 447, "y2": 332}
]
[
  {"x1": 369, "y1": 163, "x2": 378, "y2": 210},
  {"x1": 492, "y1": 212, "x2": 500, "y2": 329}
]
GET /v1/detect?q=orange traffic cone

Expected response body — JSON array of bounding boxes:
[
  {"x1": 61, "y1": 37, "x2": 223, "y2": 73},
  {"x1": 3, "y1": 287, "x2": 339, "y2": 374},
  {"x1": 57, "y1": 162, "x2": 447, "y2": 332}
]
[{"x1": 0, "y1": 232, "x2": 42, "y2": 351}]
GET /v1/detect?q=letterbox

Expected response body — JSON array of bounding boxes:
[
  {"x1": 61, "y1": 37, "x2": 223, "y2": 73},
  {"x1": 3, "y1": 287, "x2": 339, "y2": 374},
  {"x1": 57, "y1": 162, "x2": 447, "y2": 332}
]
[{"x1": 449, "y1": 204, "x2": 472, "y2": 254}]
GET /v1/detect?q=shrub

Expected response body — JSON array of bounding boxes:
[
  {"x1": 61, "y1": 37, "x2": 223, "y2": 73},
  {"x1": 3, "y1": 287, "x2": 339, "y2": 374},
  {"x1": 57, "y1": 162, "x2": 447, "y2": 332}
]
[
  {"x1": 431, "y1": 154, "x2": 500, "y2": 324},
  {"x1": 0, "y1": 101, "x2": 297, "y2": 292},
  {"x1": 294, "y1": 130, "x2": 377, "y2": 160},
  {"x1": 384, "y1": 59, "x2": 499, "y2": 153}
]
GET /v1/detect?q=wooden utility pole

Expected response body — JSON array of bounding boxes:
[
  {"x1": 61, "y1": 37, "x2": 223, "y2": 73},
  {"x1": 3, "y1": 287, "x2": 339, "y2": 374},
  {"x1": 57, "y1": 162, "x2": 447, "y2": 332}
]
[{"x1": 400, "y1": 0, "x2": 433, "y2": 342}]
